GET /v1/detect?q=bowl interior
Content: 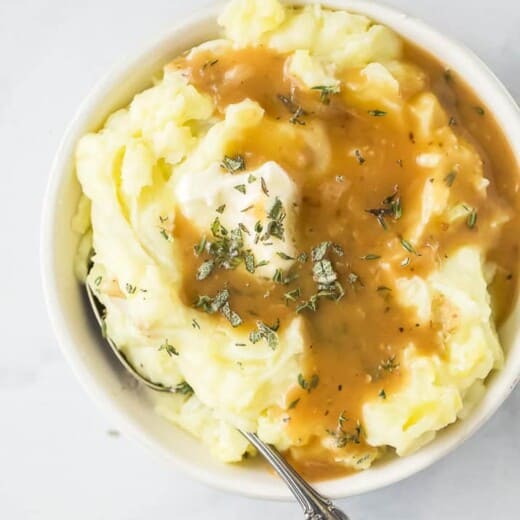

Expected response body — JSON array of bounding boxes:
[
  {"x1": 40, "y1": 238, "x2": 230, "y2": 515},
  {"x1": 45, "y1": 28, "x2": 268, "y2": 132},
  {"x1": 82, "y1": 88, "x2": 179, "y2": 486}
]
[{"x1": 42, "y1": 0, "x2": 520, "y2": 500}]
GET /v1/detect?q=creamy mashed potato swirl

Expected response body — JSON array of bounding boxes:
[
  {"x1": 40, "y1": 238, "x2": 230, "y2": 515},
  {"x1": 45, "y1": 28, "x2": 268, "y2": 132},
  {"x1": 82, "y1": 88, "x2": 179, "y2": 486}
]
[{"x1": 74, "y1": 0, "x2": 516, "y2": 476}]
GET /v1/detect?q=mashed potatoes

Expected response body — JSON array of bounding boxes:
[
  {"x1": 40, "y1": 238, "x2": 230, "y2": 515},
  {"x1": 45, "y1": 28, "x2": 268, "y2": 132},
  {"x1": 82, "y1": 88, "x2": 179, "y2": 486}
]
[{"x1": 74, "y1": 0, "x2": 514, "y2": 475}]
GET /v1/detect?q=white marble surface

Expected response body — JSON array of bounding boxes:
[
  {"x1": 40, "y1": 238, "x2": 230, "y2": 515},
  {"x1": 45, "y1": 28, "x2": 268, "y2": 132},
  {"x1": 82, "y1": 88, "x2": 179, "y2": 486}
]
[{"x1": 0, "y1": 0, "x2": 519, "y2": 518}]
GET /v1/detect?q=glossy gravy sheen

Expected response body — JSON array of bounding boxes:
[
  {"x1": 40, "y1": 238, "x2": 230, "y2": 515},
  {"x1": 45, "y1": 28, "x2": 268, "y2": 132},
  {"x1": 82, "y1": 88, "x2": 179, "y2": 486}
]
[{"x1": 169, "y1": 41, "x2": 519, "y2": 480}]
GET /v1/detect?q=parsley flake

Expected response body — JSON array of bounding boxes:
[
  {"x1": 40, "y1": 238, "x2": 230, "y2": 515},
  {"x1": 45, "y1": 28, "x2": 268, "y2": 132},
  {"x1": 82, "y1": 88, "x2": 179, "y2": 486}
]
[
  {"x1": 311, "y1": 85, "x2": 340, "y2": 105},
  {"x1": 221, "y1": 154, "x2": 246, "y2": 173}
]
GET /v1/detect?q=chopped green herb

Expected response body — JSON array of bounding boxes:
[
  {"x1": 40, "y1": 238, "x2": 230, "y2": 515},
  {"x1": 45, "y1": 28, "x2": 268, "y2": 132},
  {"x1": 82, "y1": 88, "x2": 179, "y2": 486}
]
[
  {"x1": 238, "y1": 223, "x2": 250, "y2": 236},
  {"x1": 298, "y1": 373, "x2": 320, "y2": 392},
  {"x1": 296, "y1": 296, "x2": 320, "y2": 313},
  {"x1": 311, "y1": 84, "x2": 340, "y2": 104},
  {"x1": 202, "y1": 59, "x2": 219, "y2": 70},
  {"x1": 276, "y1": 252, "x2": 295, "y2": 260},
  {"x1": 249, "y1": 320, "x2": 279, "y2": 349},
  {"x1": 241, "y1": 204, "x2": 254, "y2": 213},
  {"x1": 297, "y1": 252, "x2": 308, "y2": 264},
  {"x1": 347, "y1": 272, "x2": 364, "y2": 288},
  {"x1": 260, "y1": 177, "x2": 269, "y2": 196},
  {"x1": 361, "y1": 254, "x2": 381, "y2": 260},
  {"x1": 368, "y1": 109, "x2": 387, "y2": 117},
  {"x1": 278, "y1": 94, "x2": 307, "y2": 125},
  {"x1": 196, "y1": 259, "x2": 215, "y2": 280},
  {"x1": 192, "y1": 319, "x2": 200, "y2": 330},
  {"x1": 221, "y1": 154, "x2": 246, "y2": 173},
  {"x1": 444, "y1": 171, "x2": 457, "y2": 187},
  {"x1": 216, "y1": 204, "x2": 226, "y2": 214},
  {"x1": 401, "y1": 257, "x2": 410, "y2": 267},
  {"x1": 125, "y1": 284, "x2": 137, "y2": 295},
  {"x1": 194, "y1": 236, "x2": 207, "y2": 257},
  {"x1": 247, "y1": 174, "x2": 257, "y2": 184},
  {"x1": 261, "y1": 197, "x2": 286, "y2": 241},
  {"x1": 284, "y1": 288, "x2": 301, "y2": 302},
  {"x1": 326, "y1": 419, "x2": 363, "y2": 448},
  {"x1": 234, "y1": 184, "x2": 247, "y2": 194},
  {"x1": 159, "y1": 340, "x2": 179, "y2": 357},
  {"x1": 379, "y1": 355, "x2": 399, "y2": 373},
  {"x1": 366, "y1": 187, "x2": 402, "y2": 229},
  {"x1": 174, "y1": 381, "x2": 194, "y2": 396},
  {"x1": 313, "y1": 259, "x2": 338, "y2": 285},
  {"x1": 160, "y1": 229, "x2": 172, "y2": 241},
  {"x1": 221, "y1": 302, "x2": 243, "y2": 328},
  {"x1": 467, "y1": 208, "x2": 478, "y2": 229},
  {"x1": 311, "y1": 241, "x2": 330, "y2": 262},
  {"x1": 243, "y1": 252, "x2": 255, "y2": 274},
  {"x1": 400, "y1": 238, "x2": 417, "y2": 254},
  {"x1": 379, "y1": 389, "x2": 387, "y2": 399},
  {"x1": 94, "y1": 276, "x2": 102, "y2": 287},
  {"x1": 273, "y1": 268, "x2": 285, "y2": 284},
  {"x1": 288, "y1": 398, "x2": 300, "y2": 410}
]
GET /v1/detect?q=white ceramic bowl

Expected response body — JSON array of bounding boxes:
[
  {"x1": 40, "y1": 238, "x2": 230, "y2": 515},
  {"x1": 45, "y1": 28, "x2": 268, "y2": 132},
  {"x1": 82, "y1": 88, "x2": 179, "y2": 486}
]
[{"x1": 41, "y1": 0, "x2": 520, "y2": 500}]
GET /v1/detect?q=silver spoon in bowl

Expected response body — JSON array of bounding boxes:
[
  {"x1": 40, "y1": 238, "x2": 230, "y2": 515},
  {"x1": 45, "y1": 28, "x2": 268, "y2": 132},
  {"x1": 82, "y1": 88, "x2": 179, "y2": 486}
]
[{"x1": 85, "y1": 279, "x2": 350, "y2": 519}]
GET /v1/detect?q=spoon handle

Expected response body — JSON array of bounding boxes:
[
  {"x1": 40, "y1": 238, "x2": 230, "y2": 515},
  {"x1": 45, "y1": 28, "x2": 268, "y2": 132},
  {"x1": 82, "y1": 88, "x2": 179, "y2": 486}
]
[{"x1": 241, "y1": 432, "x2": 350, "y2": 520}]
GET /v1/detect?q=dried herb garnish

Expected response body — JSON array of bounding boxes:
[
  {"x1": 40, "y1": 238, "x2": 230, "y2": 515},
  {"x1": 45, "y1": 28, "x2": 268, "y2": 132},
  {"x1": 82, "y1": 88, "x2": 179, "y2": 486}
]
[
  {"x1": 221, "y1": 302, "x2": 243, "y2": 327},
  {"x1": 400, "y1": 238, "x2": 417, "y2": 255},
  {"x1": 467, "y1": 208, "x2": 478, "y2": 229},
  {"x1": 249, "y1": 320, "x2": 279, "y2": 349},
  {"x1": 379, "y1": 355, "x2": 399, "y2": 373},
  {"x1": 297, "y1": 373, "x2": 320, "y2": 392},
  {"x1": 194, "y1": 236, "x2": 207, "y2": 257},
  {"x1": 311, "y1": 85, "x2": 340, "y2": 105},
  {"x1": 160, "y1": 229, "x2": 172, "y2": 242},
  {"x1": 195, "y1": 289, "x2": 243, "y2": 328},
  {"x1": 288, "y1": 398, "x2": 300, "y2": 410},
  {"x1": 261, "y1": 197, "x2": 286, "y2": 242},
  {"x1": 196, "y1": 259, "x2": 215, "y2": 280},
  {"x1": 444, "y1": 171, "x2": 457, "y2": 187},
  {"x1": 221, "y1": 154, "x2": 246, "y2": 173},
  {"x1": 361, "y1": 254, "x2": 381, "y2": 260},
  {"x1": 202, "y1": 59, "x2": 219, "y2": 70},
  {"x1": 278, "y1": 93, "x2": 307, "y2": 125},
  {"x1": 234, "y1": 184, "x2": 247, "y2": 194},
  {"x1": 125, "y1": 284, "x2": 137, "y2": 295},
  {"x1": 366, "y1": 186, "x2": 402, "y2": 229},
  {"x1": 260, "y1": 177, "x2": 269, "y2": 196},
  {"x1": 368, "y1": 109, "x2": 387, "y2": 117},
  {"x1": 326, "y1": 415, "x2": 363, "y2": 448},
  {"x1": 194, "y1": 217, "x2": 259, "y2": 278},
  {"x1": 159, "y1": 340, "x2": 179, "y2": 357},
  {"x1": 284, "y1": 288, "x2": 301, "y2": 303},
  {"x1": 174, "y1": 381, "x2": 194, "y2": 396},
  {"x1": 277, "y1": 252, "x2": 295, "y2": 260},
  {"x1": 216, "y1": 204, "x2": 226, "y2": 214}
]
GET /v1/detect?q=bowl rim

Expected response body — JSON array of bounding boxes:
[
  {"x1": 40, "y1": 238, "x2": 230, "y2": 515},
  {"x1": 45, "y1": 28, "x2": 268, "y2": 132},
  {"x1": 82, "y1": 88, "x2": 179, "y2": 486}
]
[{"x1": 41, "y1": 0, "x2": 520, "y2": 501}]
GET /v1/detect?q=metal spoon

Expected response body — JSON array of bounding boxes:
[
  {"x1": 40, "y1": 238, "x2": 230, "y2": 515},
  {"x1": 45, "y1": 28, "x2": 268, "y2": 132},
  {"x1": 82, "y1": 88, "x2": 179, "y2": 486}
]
[{"x1": 86, "y1": 281, "x2": 350, "y2": 519}]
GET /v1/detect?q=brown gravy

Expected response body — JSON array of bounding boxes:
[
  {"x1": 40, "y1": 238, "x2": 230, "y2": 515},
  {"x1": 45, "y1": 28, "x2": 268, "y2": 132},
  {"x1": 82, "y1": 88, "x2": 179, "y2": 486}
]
[{"x1": 169, "y1": 37, "x2": 519, "y2": 480}]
